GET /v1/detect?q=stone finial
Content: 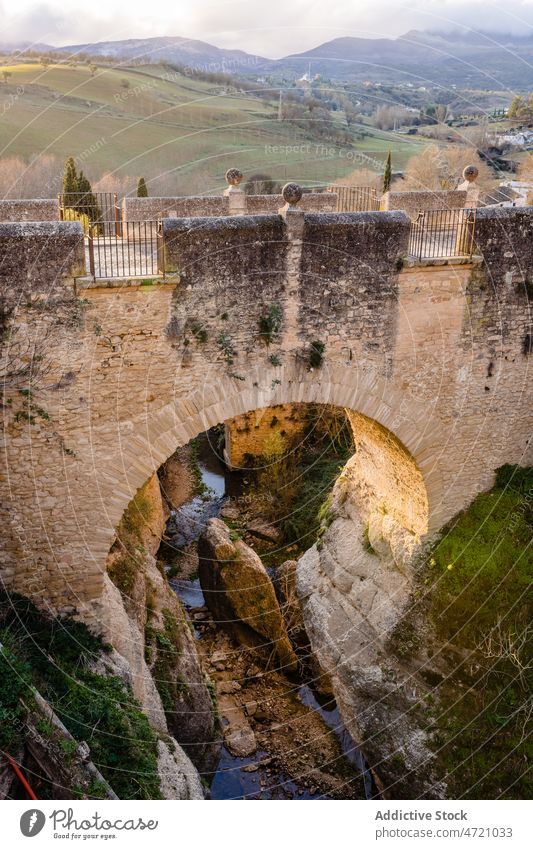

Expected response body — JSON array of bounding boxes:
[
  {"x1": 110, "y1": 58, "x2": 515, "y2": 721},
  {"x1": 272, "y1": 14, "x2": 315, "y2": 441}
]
[
  {"x1": 462, "y1": 165, "x2": 479, "y2": 183},
  {"x1": 225, "y1": 168, "x2": 243, "y2": 187},
  {"x1": 281, "y1": 182, "x2": 303, "y2": 206},
  {"x1": 459, "y1": 164, "x2": 481, "y2": 208}
]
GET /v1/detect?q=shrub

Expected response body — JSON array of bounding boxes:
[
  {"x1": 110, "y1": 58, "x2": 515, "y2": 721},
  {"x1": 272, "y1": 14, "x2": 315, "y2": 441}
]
[
  {"x1": 309, "y1": 340, "x2": 325, "y2": 368},
  {"x1": 258, "y1": 303, "x2": 282, "y2": 344}
]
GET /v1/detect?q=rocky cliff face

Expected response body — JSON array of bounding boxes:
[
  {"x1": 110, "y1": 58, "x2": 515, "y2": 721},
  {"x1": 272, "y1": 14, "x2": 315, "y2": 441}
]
[
  {"x1": 102, "y1": 471, "x2": 218, "y2": 792},
  {"x1": 296, "y1": 458, "x2": 444, "y2": 799}
]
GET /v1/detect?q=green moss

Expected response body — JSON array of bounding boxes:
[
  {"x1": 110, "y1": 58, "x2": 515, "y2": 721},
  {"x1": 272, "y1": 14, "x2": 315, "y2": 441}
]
[
  {"x1": 422, "y1": 465, "x2": 532, "y2": 799},
  {"x1": 0, "y1": 591, "x2": 161, "y2": 800},
  {"x1": 0, "y1": 645, "x2": 33, "y2": 749},
  {"x1": 107, "y1": 484, "x2": 154, "y2": 596},
  {"x1": 148, "y1": 608, "x2": 184, "y2": 715}
]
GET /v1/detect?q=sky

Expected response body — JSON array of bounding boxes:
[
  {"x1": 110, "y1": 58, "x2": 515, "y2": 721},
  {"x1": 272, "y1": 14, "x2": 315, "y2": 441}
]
[{"x1": 2, "y1": 0, "x2": 533, "y2": 57}]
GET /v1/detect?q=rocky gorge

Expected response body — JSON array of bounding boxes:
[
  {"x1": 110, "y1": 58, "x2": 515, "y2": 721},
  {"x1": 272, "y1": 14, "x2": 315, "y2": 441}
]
[{"x1": 1, "y1": 404, "x2": 529, "y2": 801}]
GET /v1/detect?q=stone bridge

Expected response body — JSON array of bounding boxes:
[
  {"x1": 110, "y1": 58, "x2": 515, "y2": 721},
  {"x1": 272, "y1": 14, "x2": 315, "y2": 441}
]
[{"x1": 0, "y1": 202, "x2": 531, "y2": 629}]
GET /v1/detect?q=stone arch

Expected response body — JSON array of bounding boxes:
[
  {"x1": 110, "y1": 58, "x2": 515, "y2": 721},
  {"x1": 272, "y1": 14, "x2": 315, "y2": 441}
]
[{"x1": 92, "y1": 361, "x2": 441, "y2": 598}]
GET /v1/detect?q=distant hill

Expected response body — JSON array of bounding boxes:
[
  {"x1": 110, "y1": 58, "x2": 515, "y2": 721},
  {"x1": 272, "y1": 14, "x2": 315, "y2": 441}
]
[
  {"x1": 0, "y1": 41, "x2": 54, "y2": 53},
  {"x1": 277, "y1": 30, "x2": 533, "y2": 87},
  {"x1": 4, "y1": 29, "x2": 531, "y2": 88},
  {"x1": 54, "y1": 36, "x2": 267, "y2": 73}
]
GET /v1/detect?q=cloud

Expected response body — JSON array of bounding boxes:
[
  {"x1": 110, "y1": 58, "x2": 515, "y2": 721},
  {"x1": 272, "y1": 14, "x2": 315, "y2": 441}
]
[{"x1": 2, "y1": 0, "x2": 533, "y2": 57}]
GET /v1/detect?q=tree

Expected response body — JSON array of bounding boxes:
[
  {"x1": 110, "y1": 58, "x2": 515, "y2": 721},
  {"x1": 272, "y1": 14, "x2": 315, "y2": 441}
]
[
  {"x1": 344, "y1": 102, "x2": 359, "y2": 127},
  {"x1": 244, "y1": 173, "x2": 279, "y2": 195},
  {"x1": 435, "y1": 103, "x2": 449, "y2": 124},
  {"x1": 62, "y1": 156, "x2": 78, "y2": 207},
  {"x1": 383, "y1": 151, "x2": 392, "y2": 193},
  {"x1": 75, "y1": 171, "x2": 101, "y2": 226},
  {"x1": 136, "y1": 177, "x2": 148, "y2": 197},
  {"x1": 2, "y1": 71, "x2": 12, "y2": 84},
  {"x1": 373, "y1": 105, "x2": 412, "y2": 130},
  {"x1": 40, "y1": 57, "x2": 51, "y2": 70},
  {"x1": 508, "y1": 95, "x2": 530, "y2": 121},
  {"x1": 401, "y1": 144, "x2": 492, "y2": 192},
  {"x1": 89, "y1": 64, "x2": 98, "y2": 77}
]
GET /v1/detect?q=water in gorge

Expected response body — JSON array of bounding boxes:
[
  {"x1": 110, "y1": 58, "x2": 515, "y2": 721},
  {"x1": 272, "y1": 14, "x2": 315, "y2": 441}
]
[{"x1": 158, "y1": 430, "x2": 376, "y2": 800}]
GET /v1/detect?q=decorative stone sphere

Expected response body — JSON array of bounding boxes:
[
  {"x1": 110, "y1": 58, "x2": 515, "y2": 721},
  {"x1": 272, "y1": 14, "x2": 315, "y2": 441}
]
[
  {"x1": 225, "y1": 168, "x2": 243, "y2": 187},
  {"x1": 281, "y1": 182, "x2": 303, "y2": 206},
  {"x1": 462, "y1": 165, "x2": 479, "y2": 183}
]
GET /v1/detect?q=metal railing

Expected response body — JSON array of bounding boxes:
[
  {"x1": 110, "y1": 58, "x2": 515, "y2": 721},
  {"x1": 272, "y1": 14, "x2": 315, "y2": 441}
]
[
  {"x1": 86, "y1": 221, "x2": 163, "y2": 279},
  {"x1": 327, "y1": 185, "x2": 381, "y2": 212},
  {"x1": 59, "y1": 191, "x2": 121, "y2": 236},
  {"x1": 407, "y1": 208, "x2": 476, "y2": 261}
]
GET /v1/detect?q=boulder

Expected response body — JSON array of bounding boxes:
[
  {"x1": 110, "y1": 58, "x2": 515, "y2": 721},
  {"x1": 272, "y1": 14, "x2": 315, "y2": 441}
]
[
  {"x1": 274, "y1": 559, "x2": 334, "y2": 696},
  {"x1": 198, "y1": 519, "x2": 298, "y2": 673}
]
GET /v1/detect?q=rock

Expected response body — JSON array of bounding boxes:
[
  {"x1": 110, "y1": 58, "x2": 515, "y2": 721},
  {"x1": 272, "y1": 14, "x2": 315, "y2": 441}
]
[
  {"x1": 103, "y1": 473, "x2": 219, "y2": 776},
  {"x1": 219, "y1": 503, "x2": 240, "y2": 520},
  {"x1": 198, "y1": 519, "x2": 298, "y2": 673},
  {"x1": 218, "y1": 680, "x2": 241, "y2": 694},
  {"x1": 156, "y1": 739, "x2": 204, "y2": 800},
  {"x1": 225, "y1": 727, "x2": 257, "y2": 758},
  {"x1": 242, "y1": 762, "x2": 260, "y2": 772},
  {"x1": 253, "y1": 709, "x2": 270, "y2": 723},
  {"x1": 245, "y1": 518, "x2": 281, "y2": 543},
  {"x1": 296, "y1": 470, "x2": 445, "y2": 799},
  {"x1": 217, "y1": 693, "x2": 257, "y2": 757},
  {"x1": 244, "y1": 699, "x2": 258, "y2": 716},
  {"x1": 274, "y1": 559, "x2": 334, "y2": 696},
  {"x1": 144, "y1": 556, "x2": 219, "y2": 773},
  {"x1": 158, "y1": 449, "x2": 194, "y2": 511},
  {"x1": 210, "y1": 650, "x2": 227, "y2": 665}
]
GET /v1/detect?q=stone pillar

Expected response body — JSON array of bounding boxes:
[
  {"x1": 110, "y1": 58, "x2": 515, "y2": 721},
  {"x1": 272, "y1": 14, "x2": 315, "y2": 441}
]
[
  {"x1": 223, "y1": 167, "x2": 247, "y2": 215},
  {"x1": 278, "y1": 183, "x2": 305, "y2": 352},
  {"x1": 458, "y1": 164, "x2": 481, "y2": 208}
]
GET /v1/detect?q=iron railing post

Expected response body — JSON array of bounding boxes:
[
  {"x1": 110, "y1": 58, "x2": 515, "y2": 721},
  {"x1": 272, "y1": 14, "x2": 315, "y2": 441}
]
[
  {"x1": 88, "y1": 227, "x2": 95, "y2": 278},
  {"x1": 114, "y1": 193, "x2": 122, "y2": 238},
  {"x1": 157, "y1": 221, "x2": 166, "y2": 277}
]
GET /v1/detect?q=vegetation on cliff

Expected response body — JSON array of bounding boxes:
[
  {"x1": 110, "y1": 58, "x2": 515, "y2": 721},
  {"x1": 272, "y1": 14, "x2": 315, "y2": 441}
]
[
  {"x1": 0, "y1": 592, "x2": 161, "y2": 799},
  {"x1": 406, "y1": 466, "x2": 532, "y2": 799},
  {"x1": 249, "y1": 405, "x2": 354, "y2": 559}
]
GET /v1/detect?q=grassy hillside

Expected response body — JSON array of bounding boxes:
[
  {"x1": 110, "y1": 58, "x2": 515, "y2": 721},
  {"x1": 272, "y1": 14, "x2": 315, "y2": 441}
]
[
  {"x1": 392, "y1": 465, "x2": 532, "y2": 799},
  {"x1": 0, "y1": 60, "x2": 424, "y2": 195}
]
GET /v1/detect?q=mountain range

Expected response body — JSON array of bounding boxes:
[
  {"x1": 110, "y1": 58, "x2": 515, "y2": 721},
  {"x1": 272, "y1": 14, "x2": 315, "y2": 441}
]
[{"x1": 2, "y1": 29, "x2": 533, "y2": 88}]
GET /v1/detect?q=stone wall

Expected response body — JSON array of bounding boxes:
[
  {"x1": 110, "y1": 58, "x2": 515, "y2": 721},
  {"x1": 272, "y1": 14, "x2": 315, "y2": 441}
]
[
  {"x1": 0, "y1": 221, "x2": 85, "y2": 297},
  {"x1": 123, "y1": 192, "x2": 338, "y2": 221},
  {"x1": 244, "y1": 192, "x2": 338, "y2": 215},
  {"x1": 381, "y1": 189, "x2": 467, "y2": 219},
  {"x1": 225, "y1": 403, "x2": 311, "y2": 468},
  {"x1": 122, "y1": 196, "x2": 229, "y2": 221},
  {"x1": 0, "y1": 199, "x2": 59, "y2": 222}
]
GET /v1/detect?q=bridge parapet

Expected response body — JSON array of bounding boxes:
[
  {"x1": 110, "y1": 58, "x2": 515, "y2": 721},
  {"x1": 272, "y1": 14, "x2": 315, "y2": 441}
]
[
  {"x1": 0, "y1": 220, "x2": 85, "y2": 297},
  {"x1": 0, "y1": 198, "x2": 60, "y2": 222}
]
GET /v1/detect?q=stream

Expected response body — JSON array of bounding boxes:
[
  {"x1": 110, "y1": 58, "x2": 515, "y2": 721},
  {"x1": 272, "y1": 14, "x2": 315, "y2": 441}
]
[{"x1": 162, "y1": 432, "x2": 375, "y2": 800}]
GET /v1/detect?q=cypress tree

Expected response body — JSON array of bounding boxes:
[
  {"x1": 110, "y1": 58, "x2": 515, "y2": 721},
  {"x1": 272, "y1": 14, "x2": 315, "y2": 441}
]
[
  {"x1": 383, "y1": 151, "x2": 392, "y2": 194},
  {"x1": 76, "y1": 171, "x2": 101, "y2": 227},
  {"x1": 62, "y1": 157, "x2": 78, "y2": 208},
  {"x1": 137, "y1": 177, "x2": 148, "y2": 197}
]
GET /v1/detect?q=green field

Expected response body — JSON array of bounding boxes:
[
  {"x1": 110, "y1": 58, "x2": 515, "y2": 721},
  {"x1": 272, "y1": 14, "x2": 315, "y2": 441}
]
[{"x1": 0, "y1": 61, "x2": 425, "y2": 194}]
